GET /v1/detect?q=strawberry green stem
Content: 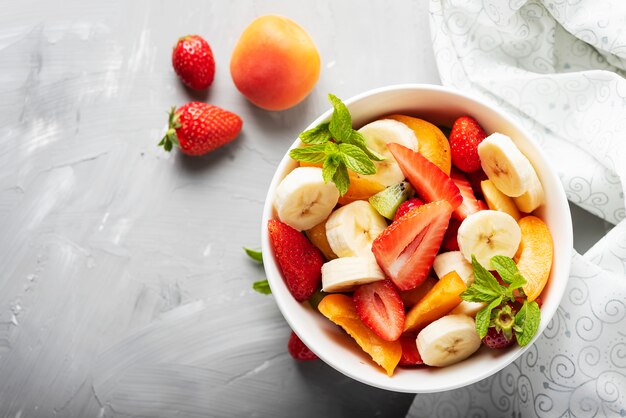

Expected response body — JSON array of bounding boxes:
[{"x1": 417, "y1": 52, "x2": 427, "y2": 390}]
[
  {"x1": 492, "y1": 304, "x2": 515, "y2": 341},
  {"x1": 158, "y1": 106, "x2": 181, "y2": 152}
]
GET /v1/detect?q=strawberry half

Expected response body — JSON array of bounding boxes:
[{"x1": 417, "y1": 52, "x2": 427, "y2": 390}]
[
  {"x1": 353, "y1": 279, "x2": 405, "y2": 341},
  {"x1": 398, "y1": 335, "x2": 424, "y2": 366},
  {"x1": 372, "y1": 201, "x2": 453, "y2": 291},
  {"x1": 450, "y1": 168, "x2": 481, "y2": 220},
  {"x1": 268, "y1": 219, "x2": 324, "y2": 302},
  {"x1": 387, "y1": 143, "x2": 462, "y2": 210}
]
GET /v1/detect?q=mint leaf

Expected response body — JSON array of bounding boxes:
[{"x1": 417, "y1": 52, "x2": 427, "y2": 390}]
[
  {"x1": 328, "y1": 94, "x2": 352, "y2": 141},
  {"x1": 515, "y1": 300, "x2": 541, "y2": 346},
  {"x1": 461, "y1": 255, "x2": 506, "y2": 302},
  {"x1": 299, "y1": 123, "x2": 332, "y2": 145},
  {"x1": 244, "y1": 247, "x2": 263, "y2": 264},
  {"x1": 289, "y1": 144, "x2": 327, "y2": 163},
  {"x1": 344, "y1": 131, "x2": 385, "y2": 161},
  {"x1": 339, "y1": 143, "x2": 376, "y2": 175},
  {"x1": 332, "y1": 163, "x2": 350, "y2": 196},
  {"x1": 476, "y1": 296, "x2": 502, "y2": 339},
  {"x1": 491, "y1": 255, "x2": 525, "y2": 288},
  {"x1": 322, "y1": 155, "x2": 339, "y2": 184},
  {"x1": 253, "y1": 279, "x2": 272, "y2": 295}
]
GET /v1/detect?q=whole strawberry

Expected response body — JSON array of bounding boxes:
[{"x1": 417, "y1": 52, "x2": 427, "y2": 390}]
[
  {"x1": 267, "y1": 219, "x2": 324, "y2": 302},
  {"x1": 287, "y1": 331, "x2": 318, "y2": 361},
  {"x1": 159, "y1": 102, "x2": 242, "y2": 156},
  {"x1": 482, "y1": 327, "x2": 516, "y2": 349},
  {"x1": 449, "y1": 116, "x2": 487, "y2": 173},
  {"x1": 172, "y1": 35, "x2": 215, "y2": 90}
]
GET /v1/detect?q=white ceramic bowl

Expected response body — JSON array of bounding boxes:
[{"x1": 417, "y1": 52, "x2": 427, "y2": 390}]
[{"x1": 261, "y1": 84, "x2": 573, "y2": 393}]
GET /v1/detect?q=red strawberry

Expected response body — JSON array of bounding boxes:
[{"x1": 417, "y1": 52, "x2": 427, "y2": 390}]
[
  {"x1": 449, "y1": 116, "x2": 487, "y2": 173},
  {"x1": 482, "y1": 328, "x2": 516, "y2": 349},
  {"x1": 267, "y1": 219, "x2": 324, "y2": 302},
  {"x1": 159, "y1": 102, "x2": 242, "y2": 156},
  {"x1": 466, "y1": 169, "x2": 488, "y2": 200},
  {"x1": 288, "y1": 331, "x2": 318, "y2": 361},
  {"x1": 387, "y1": 143, "x2": 462, "y2": 210},
  {"x1": 372, "y1": 201, "x2": 453, "y2": 291},
  {"x1": 441, "y1": 218, "x2": 461, "y2": 252},
  {"x1": 450, "y1": 168, "x2": 481, "y2": 220},
  {"x1": 393, "y1": 198, "x2": 424, "y2": 222},
  {"x1": 172, "y1": 35, "x2": 215, "y2": 90},
  {"x1": 353, "y1": 280, "x2": 405, "y2": 341},
  {"x1": 398, "y1": 335, "x2": 424, "y2": 366}
]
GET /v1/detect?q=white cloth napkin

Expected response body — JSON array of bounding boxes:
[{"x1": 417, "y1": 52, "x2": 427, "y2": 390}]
[{"x1": 407, "y1": 1, "x2": 626, "y2": 416}]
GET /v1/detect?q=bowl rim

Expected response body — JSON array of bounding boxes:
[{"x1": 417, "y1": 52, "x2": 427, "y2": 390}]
[{"x1": 261, "y1": 83, "x2": 573, "y2": 393}]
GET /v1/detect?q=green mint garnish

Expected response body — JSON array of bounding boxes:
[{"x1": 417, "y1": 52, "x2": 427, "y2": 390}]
[
  {"x1": 252, "y1": 279, "x2": 272, "y2": 295},
  {"x1": 290, "y1": 93, "x2": 384, "y2": 196},
  {"x1": 244, "y1": 248, "x2": 272, "y2": 295},
  {"x1": 461, "y1": 255, "x2": 540, "y2": 346},
  {"x1": 243, "y1": 247, "x2": 263, "y2": 264}
]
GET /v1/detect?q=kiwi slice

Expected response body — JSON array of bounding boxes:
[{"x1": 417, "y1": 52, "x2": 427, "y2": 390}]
[{"x1": 369, "y1": 181, "x2": 415, "y2": 220}]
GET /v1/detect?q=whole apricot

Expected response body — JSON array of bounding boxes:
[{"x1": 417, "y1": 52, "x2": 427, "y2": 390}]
[{"x1": 230, "y1": 15, "x2": 320, "y2": 111}]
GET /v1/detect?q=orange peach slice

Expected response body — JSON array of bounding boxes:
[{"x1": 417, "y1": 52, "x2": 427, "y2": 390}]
[
  {"x1": 515, "y1": 216, "x2": 553, "y2": 301},
  {"x1": 387, "y1": 114, "x2": 451, "y2": 175},
  {"x1": 400, "y1": 276, "x2": 438, "y2": 309},
  {"x1": 481, "y1": 180, "x2": 521, "y2": 221},
  {"x1": 403, "y1": 271, "x2": 466, "y2": 333},
  {"x1": 318, "y1": 293, "x2": 402, "y2": 376},
  {"x1": 305, "y1": 219, "x2": 337, "y2": 260},
  {"x1": 299, "y1": 161, "x2": 385, "y2": 205}
]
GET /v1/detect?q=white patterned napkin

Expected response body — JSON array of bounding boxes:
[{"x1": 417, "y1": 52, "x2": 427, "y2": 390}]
[{"x1": 407, "y1": 1, "x2": 626, "y2": 416}]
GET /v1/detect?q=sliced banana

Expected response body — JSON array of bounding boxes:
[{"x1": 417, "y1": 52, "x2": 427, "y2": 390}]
[
  {"x1": 274, "y1": 167, "x2": 340, "y2": 231},
  {"x1": 513, "y1": 169, "x2": 544, "y2": 213},
  {"x1": 357, "y1": 119, "x2": 418, "y2": 186},
  {"x1": 432, "y1": 251, "x2": 474, "y2": 285},
  {"x1": 481, "y1": 179, "x2": 521, "y2": 221},
  {"x1": 321, "y1": 256, "x2": 386, "y2": 292},
  {"x1": 457, "y1": 210, "x2": 521, "y2": 267},
  {"x1": 326, "y1": 200, "x2": 388, "y2": 258},
  {"x1": 477, "y1": 133, "x2": 534, "y2": 198},
  {"x1": 416, "y1": 314, "x2": 482, "y2": 367},
  {"x1": 450, "y1": 301, "x2": 486, "y2": 318}
]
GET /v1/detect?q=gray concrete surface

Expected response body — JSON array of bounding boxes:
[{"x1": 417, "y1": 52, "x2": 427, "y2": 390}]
[{"x1": 0, "y1": 0, "x2": 609, "y2": 417}]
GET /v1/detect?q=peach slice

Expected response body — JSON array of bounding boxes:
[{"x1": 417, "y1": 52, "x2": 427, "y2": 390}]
[
  {"x1": 481, "y1": 180, "x2": 521, "y2": 221},
  {"x1": 403, "y1": 271, "x2": 466, "y2": 333},
  {"x1": 400, "y1": 276, "x2": 438, "y2": 309},
  {"x1": 305, "y1": 219, "x2": 337, "y2": 260},
  {"x1": 318, "y1": 293, "x2": 402, "y2": 376},
  {"x1": 387, "y1": 114, "x2": 451, "y2": 175},
  {"x1": 299, "y1": 161, "x2": 385, "y2": 205},
  {"x1": 515, "y1": 216, "x2": 553, "y2": 301}
]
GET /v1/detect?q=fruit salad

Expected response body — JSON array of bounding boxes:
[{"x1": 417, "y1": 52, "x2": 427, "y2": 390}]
[{"x1": 268, "y1": 94, "x2": 553, "y2": 376}]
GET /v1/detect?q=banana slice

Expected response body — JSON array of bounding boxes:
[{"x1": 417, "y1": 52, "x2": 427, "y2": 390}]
[
  {"x1": 432, "y1": 251, "x2": 474, "y2": 285},
  {"x1": 477, "y1": 133, "x2": 534, "y2": 197},
  {"x1": 358, "y1": 119, "x2": 418, "y2": 186},
  {"x1": 326, "y1": 200, "x2": 388, "y2": 258},
  {"x1": 450, "y1": 301, "x2": 486, "y2": 318},
  {"x1": 513, "y1": 169, "x2": 544, "y2": 213},
  {"x1": 416, "y1": 314, "x2": 482, "y2": 367},
  {"x1": 274, "y1": 167, "x2": 340, "y2": 231},
  {"x1": 321, "y1": 256, "x2": 386, "y2": 292},
  {"x1": 457, "y1": 210, "x2": 521, "y2": 267}
]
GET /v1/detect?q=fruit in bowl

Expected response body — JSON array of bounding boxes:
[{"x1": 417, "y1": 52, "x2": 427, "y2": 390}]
[{"x1": 262, "y1": 85, "x2": 572, "y2": 393}]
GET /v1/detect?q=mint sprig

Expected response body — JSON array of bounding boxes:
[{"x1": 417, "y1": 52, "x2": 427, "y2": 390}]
[
  {"x1": 290, "y1": 94, "x2": 383, "y2": 195},
  {"x1": 461, "y1": 255, "x2": 541, "y2": 346}
]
